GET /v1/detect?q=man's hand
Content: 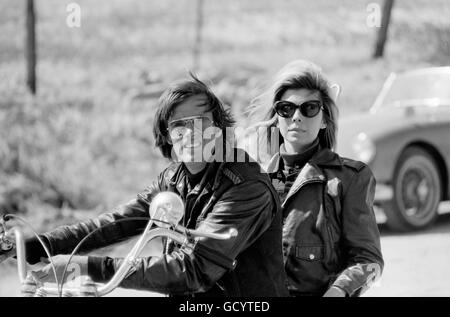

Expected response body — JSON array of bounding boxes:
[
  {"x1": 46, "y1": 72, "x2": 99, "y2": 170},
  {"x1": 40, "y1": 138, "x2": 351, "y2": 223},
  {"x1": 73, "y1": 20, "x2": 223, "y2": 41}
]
[
  {"x1": 0, "y1": 221, "x2": 16, "y2": 264},
  {"x1": 323, "y1": 286, "x2": 347, "y2": 297},
  {"x1": 31, "y1": 255, "x2": 88, "y2": 285}
]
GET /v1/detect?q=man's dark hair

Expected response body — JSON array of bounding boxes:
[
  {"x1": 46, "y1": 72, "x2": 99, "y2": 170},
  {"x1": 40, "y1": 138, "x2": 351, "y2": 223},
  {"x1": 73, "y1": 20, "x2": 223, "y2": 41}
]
[{"x1": 153, "y1": 73, "x2": 236, "y2": 159}]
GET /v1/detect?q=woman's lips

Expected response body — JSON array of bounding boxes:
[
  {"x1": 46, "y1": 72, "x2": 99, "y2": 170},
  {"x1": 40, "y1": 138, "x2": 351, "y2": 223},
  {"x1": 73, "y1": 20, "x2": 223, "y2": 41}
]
[{"x1": 288, "y1": 127, "x2": 306, "y2": 133}]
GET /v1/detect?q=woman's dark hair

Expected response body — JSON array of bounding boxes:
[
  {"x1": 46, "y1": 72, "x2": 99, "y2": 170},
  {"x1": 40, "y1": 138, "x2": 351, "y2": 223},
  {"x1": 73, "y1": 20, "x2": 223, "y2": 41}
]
[{"x1": 153, "y1": 73, "x2": 235, "y2": 159}]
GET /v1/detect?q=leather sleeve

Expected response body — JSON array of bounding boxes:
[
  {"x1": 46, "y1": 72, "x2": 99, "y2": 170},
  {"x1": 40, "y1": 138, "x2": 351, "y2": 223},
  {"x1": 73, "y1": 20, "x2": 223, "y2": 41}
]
[
  {"x1": 90, "y1": 180, "x2": 276, "y2": 295},
  {"x1": 332, "y1": 165, "x2": 384, "y2": 296},
  {"x1": 39, "y1": 167, "x2": 170, "y2": 257}
]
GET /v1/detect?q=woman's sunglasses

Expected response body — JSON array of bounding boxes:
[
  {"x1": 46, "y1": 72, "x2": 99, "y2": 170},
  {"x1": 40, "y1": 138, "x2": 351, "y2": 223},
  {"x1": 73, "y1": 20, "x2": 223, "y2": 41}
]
[{"x1": 274, "y1": 100, "x2": 324, "y2": 118}]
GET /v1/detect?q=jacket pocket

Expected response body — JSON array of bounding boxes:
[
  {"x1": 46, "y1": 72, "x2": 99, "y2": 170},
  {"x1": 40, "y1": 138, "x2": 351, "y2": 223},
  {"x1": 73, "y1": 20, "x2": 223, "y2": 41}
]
[{"x1": 295, "y1": 245, "x2": 324, "y2": 262}]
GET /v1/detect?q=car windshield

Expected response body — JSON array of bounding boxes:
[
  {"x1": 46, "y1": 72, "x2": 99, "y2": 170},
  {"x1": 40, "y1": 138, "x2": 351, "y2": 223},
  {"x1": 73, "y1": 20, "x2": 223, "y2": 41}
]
[{"x1": 378, "y1": 70, "x2": 450, "y2": 108}]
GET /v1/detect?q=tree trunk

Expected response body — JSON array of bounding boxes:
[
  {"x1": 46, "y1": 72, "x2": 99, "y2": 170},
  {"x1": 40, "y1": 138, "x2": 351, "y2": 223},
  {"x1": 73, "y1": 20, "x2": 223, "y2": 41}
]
[
  {"x1": 374, "y1": 0, "x2": 395, "y2": 58},
  {"x1": 26, "y1": 0, "x2": 37, "y2": 94}
]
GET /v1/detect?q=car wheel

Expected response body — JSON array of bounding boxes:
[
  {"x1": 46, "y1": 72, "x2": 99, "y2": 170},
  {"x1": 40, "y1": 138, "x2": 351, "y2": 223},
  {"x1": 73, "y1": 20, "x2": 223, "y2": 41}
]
[{"x1": 384, "y1": 146, "x2": 442, "y2": 231}]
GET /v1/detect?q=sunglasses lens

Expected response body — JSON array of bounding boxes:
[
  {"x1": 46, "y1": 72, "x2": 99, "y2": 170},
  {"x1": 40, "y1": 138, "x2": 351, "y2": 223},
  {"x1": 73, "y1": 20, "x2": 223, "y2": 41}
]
[
  {"x1": 275, "y1": 101, "x2": 295, "y2": 118},
  {"x1": 168, "y1": 120, "x2": 190, "y2": 141},
  {"x1": 301, "y1": 101, "x2": 321, "y2": 118},
  {"x1": 168, "y1": 116, "x2": 212, "y2": 141}
]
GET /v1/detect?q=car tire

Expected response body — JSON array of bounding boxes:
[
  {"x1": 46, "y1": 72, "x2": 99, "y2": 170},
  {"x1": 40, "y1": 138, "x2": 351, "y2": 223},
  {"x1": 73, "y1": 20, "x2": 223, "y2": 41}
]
[{"x1": 383, "y1": 146, "x2": 442, "y2": 231}]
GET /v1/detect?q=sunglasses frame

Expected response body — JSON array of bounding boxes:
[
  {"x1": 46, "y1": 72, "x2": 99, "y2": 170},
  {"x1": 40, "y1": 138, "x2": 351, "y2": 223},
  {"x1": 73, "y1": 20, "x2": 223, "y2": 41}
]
[
  {"x1": 167, "y1": 115, "x2": 213, "y2": 141},
  {"x1": 274, "y1": 100, "x2": 324, "y2": 118}
]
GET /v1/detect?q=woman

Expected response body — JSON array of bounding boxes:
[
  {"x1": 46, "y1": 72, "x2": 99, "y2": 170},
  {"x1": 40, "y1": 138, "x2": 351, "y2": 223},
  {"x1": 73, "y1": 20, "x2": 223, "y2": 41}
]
[{"x1": 248, "y1": 60, "x2": 384, "y2": 297}]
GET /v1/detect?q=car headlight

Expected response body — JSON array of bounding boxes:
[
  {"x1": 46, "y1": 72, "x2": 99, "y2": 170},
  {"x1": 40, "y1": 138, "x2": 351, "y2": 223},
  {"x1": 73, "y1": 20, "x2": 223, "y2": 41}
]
[{"x1": 351, "y1": 132, "x2": 376, "y2": 164}]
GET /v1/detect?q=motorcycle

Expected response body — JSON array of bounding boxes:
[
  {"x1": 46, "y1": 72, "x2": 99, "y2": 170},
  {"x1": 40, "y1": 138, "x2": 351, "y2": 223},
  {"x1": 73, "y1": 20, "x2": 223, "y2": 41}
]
[{"x1": 0, "y1": 191, "x2": 236, "y2": 297}]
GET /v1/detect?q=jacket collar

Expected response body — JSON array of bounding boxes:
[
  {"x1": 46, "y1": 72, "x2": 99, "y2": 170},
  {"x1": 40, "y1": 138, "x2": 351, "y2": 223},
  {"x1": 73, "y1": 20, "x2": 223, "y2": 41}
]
[
  {"x1": 265, "y1": 145, "x2": 342, "y2": 174},
  {"x1": 310, "y1": 146, "x2": 343, "y2": 167},
  {"x1": 169, "y1": 147, "x2": 254, "y2": 196},
  {"x1": 265, "y1": 145, "x2": 343, "y2": 208},
  {"x1": 169, "y1": 161, "x2": 220, "y2": 197}
]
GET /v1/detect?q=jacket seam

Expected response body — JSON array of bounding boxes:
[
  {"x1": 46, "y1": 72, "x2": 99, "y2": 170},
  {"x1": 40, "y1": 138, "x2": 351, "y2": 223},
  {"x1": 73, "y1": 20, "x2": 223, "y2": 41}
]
[{"x1": 341, "y1": 168, "x2": 360, "y2": 198}]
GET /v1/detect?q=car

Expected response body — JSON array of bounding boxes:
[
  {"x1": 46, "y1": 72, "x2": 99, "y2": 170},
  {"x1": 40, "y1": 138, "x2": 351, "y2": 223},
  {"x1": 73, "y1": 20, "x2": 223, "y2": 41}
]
[{"x1": 336, "y1": 67, "x2": 450, "y2": 231}]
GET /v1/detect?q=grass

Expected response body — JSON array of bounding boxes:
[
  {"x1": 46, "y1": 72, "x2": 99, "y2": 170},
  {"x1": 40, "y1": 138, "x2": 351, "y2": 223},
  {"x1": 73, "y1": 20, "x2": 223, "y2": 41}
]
[{"x1": 0, "y1": 0, "x2": 449, "y2": 231}]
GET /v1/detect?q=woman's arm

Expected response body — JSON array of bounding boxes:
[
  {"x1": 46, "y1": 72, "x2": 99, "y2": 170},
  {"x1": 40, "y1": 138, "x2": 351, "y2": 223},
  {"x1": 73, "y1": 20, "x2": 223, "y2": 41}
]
[{"x1": 330, "y1": 165, "x2": 384, "y2": 297}]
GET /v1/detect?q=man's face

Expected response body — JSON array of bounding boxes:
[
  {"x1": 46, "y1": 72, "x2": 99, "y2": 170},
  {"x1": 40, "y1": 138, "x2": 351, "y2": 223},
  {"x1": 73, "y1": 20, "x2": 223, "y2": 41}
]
[{"x1": 168, "y1": 94, "x2": 215, "y2": 163}]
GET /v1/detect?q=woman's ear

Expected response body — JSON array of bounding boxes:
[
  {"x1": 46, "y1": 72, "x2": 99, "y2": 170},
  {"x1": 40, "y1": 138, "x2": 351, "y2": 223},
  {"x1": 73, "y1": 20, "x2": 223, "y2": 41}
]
[{"x1": 320, "y1": 120, "x2": 327, "y2": 129}]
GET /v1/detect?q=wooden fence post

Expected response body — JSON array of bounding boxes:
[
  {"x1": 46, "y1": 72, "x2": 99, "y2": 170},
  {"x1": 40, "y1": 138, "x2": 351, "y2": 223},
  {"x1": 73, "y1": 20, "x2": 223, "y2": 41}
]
[
  {"x1": 26, "y1": 0, "x2": 37, "y2": 94},
  {"x1": 374, "y1": 0, "x2": 395, "y2": 58},
  {"x1": 193, "y1": 0, "x2": 204, "y2": 71}
]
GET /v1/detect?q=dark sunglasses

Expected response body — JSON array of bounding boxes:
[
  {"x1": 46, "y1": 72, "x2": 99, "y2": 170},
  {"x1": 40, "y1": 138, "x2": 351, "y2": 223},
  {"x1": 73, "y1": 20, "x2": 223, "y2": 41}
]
[{"x1": 274, "y1": 100, "x2": 324, "y2": 118}]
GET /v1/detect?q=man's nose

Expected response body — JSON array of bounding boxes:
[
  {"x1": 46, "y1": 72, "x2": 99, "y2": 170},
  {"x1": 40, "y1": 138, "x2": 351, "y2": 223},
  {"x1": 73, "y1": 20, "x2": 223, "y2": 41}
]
[
  {"x1": 183, "y1": 128, "x2": 202, "y2": 141},
  {"x1": 292, "y1": 108, "x2": 302, "y2": 122}
]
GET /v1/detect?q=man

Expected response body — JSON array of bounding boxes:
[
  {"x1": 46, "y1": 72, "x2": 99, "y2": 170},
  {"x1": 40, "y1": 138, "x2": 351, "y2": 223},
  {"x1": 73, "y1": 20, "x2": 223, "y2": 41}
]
[{"x1": 8, "y1": 74, "x2": 288, "y2": 296}]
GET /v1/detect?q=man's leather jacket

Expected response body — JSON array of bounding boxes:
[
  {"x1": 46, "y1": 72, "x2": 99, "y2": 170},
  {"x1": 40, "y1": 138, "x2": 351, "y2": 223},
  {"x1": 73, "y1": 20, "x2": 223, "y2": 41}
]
[{"x1": 37, "y1": 152, "x2": 289, "y2": 297}]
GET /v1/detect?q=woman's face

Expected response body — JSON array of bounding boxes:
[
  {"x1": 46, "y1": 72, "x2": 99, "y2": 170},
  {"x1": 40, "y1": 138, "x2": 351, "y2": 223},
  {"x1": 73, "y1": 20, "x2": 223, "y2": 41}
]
[{"x1": 277, "y1": 88, "x2": 326, "y2": 153}]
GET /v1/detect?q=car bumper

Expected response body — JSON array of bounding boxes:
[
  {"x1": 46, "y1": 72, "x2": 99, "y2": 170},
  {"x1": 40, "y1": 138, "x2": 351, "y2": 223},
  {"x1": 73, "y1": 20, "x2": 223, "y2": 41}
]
[{"x1": 375, "y1": 183, "x2": 393, "y2": 202}]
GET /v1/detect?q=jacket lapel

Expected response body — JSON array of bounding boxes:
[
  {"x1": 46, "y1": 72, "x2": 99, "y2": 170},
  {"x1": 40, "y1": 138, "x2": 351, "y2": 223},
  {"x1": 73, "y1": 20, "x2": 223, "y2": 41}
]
[
  {"x1": 267, "y1": 146, "x2": 343, "y2": 208},
  {"x1": 282, "y1": 163, "x2": 326, "y2": 208}
]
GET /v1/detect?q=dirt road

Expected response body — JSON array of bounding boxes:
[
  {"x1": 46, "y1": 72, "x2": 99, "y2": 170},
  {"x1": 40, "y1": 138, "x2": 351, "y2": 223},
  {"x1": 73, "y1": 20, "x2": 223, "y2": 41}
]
[
  {"x1": 364, "y1": 214, "x2": 450, "y2": 297},
  {"x1": 2, "y1": 215, "x2": 450, "y2": 297}
]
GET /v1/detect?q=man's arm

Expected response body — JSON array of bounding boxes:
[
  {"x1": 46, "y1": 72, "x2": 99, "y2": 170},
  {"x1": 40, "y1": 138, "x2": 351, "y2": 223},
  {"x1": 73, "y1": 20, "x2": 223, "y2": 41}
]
[
  {"x1": 24, "y1": 167, "x2": 171, "y2": 264},
  {"x1": 87, "y1": 180, "x2": 276, "y2": 294}
]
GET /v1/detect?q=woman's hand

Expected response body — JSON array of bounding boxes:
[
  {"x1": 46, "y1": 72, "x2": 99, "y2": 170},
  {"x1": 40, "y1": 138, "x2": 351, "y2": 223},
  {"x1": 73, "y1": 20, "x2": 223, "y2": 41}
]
[
  {"x1": 323, "y1": 286, "x2": 347, "y2": 297},
  {"x1": 31, "y1": 255, "x2": 88, "y2": 285}
]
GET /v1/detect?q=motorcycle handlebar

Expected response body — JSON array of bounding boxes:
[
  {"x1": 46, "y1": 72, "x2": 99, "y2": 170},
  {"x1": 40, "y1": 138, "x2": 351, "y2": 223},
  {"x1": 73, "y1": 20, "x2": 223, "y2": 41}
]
[{"x1": 4, "y1": 218, "x2": 238, "y2": 297}]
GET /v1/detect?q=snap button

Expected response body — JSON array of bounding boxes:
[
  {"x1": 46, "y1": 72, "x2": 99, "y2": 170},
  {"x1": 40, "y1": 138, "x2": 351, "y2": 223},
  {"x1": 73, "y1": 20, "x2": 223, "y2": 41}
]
[{"x1": 309, "y1": 254, "x2": 315, "y2": 260}]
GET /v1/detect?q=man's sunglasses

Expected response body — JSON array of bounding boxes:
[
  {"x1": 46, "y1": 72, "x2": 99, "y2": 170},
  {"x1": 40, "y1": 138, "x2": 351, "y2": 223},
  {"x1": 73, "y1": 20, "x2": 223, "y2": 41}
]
[
  {"x1": 167, "y1": 115, "x2": 213, "y2": 141},
  {"x1": 274, "y1": 100, "x2": 324, "y2": 118}
]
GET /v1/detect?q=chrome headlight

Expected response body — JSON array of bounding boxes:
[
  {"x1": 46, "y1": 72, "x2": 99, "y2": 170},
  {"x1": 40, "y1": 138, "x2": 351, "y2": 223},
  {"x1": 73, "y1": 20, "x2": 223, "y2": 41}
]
[{"x1": 351, "y1": 132, "x2": 376, "y2": 164}]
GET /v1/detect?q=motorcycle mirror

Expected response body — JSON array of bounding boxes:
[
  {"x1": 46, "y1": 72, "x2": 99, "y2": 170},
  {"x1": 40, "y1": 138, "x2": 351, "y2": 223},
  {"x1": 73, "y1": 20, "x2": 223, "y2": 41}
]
[{"x1": 149, "y1": 191, "x2": 184, "y2": 228}]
